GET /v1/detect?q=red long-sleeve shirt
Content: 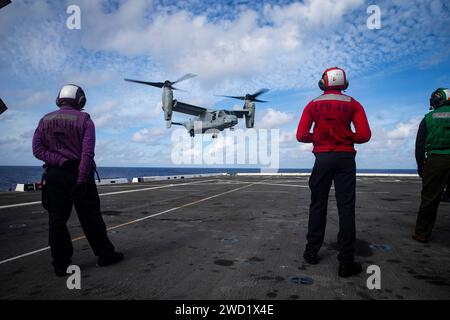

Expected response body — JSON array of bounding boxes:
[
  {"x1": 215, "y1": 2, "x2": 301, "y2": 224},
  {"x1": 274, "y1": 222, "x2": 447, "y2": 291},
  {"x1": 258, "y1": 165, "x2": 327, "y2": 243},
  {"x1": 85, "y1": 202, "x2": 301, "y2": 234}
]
[{"x1": 296, "y1": 90, "x2": 371, "y2": 153}]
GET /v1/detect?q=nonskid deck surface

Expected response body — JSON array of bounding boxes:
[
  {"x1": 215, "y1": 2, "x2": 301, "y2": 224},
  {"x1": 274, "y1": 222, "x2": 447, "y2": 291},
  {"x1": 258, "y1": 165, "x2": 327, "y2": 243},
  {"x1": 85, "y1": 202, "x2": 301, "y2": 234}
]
[{"x1": 0, "y1": 176, "x2": 449, "y2": 300}]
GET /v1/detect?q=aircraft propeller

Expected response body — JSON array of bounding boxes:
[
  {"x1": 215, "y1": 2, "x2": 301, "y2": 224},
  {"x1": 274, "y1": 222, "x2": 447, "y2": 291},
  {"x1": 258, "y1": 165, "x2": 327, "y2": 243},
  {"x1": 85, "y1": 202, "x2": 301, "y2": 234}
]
[
  {"x1": 124, "y1": 73, "x2": 197, "y2": 91},
  {"x1": 217, "y1": 88, "x2": 270, "y2": 103}
]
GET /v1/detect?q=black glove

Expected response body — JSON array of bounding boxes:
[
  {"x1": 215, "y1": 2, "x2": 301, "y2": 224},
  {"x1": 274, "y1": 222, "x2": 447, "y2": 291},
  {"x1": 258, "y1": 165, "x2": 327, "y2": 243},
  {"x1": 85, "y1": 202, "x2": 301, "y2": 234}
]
[
  {"x1": 71, "y1": 182, "x2": 87, "y2": 201},
  {"x1": 417, "y1": 165, "x2": 424, "y2": 178},
  {"x1": 62, "y1": 159, "x2": 80, "y2": 170},
  {"x1": 418, "y1": 159, "x2": 427, "y2": 178}
]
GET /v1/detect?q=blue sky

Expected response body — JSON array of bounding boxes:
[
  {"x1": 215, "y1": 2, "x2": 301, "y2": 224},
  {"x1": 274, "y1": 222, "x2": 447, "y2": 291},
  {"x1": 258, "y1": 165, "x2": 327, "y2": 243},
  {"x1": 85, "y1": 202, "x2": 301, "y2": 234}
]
[{"x1": 0, "y1": 0, "x2": 449, "y2": 169}]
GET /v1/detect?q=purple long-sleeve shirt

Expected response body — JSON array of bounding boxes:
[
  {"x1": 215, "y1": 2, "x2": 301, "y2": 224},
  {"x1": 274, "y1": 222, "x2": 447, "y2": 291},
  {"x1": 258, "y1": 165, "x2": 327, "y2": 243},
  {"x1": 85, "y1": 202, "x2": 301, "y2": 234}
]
[{"x1": 32, "y1": 102, "x2": 96, "y2": 183}]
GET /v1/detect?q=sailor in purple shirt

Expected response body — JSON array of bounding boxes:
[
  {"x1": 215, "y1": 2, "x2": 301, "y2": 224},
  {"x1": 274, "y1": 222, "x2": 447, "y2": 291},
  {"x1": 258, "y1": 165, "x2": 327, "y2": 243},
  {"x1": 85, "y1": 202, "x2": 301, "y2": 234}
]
[{"x1": 33, "y1": 84, "x2": 123, "y2": 276}]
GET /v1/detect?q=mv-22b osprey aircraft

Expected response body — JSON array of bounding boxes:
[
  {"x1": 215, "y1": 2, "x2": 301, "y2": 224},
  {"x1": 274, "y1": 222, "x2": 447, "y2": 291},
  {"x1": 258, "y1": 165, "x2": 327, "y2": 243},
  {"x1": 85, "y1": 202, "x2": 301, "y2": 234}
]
[{"x1": 124, "y1": 74, "x2": 269, "y2": 138}]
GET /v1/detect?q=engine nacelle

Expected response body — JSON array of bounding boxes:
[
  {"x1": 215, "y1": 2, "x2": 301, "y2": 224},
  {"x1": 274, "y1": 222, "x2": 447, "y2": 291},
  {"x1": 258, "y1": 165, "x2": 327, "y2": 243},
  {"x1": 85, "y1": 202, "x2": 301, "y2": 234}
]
[
  {"x1": 162, "y1": 87, "x2": 173, "y2": 124},
  {"x1": 244, "y1": 101, "x2": 255, "y2": 128}
]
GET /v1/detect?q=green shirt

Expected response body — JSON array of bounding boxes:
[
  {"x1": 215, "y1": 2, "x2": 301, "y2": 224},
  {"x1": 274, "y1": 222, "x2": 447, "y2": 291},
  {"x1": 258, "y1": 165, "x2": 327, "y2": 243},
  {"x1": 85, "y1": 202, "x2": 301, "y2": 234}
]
[{"x1": 425, "y1": 105, "x2": 450, "y2": 155}]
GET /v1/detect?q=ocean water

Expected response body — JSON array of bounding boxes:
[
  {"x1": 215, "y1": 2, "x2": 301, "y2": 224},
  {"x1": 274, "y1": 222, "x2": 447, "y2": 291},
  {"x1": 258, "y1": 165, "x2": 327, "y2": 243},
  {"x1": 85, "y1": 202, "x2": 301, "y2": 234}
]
[{"x1": 0, "y1": 166, "x2": 416, "y2": 192}]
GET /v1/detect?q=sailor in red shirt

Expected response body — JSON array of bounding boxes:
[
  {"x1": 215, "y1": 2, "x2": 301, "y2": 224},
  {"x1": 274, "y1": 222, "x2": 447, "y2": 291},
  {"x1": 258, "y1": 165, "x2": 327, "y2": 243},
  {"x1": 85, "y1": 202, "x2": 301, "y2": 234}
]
[{"x1": 297, "y1": 67, "x2": 371, "y2": 278}]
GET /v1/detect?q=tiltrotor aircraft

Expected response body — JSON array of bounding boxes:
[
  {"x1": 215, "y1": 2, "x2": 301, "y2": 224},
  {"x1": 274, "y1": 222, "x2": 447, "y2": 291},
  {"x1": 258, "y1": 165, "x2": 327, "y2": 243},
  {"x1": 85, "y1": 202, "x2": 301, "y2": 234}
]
[{"x1": 124, "y1": 74, "x2": 269, "y2": 138}]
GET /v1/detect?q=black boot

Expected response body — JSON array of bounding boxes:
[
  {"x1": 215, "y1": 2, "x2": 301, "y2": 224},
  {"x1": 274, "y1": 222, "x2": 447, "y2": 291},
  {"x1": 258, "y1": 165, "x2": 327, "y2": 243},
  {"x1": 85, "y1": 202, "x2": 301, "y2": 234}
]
[
  {"x1": 412, "y1": 233, "x2": 429, "y2": 243},
  {"x1": 53, "y1": 260, "x2": 71, "y2": 277},
  {"x1": 303, "y1": 251, "x2": 319, "y2": 265},
  {"x1": 338, "y1": 262, "x2": 362, "y2": 278},
  {"x1": 98, "y1": 252, "x2": 124, "y2": 267},
  {"x1": 54, "y1": 266, "x2": 69, "y2": 277}
]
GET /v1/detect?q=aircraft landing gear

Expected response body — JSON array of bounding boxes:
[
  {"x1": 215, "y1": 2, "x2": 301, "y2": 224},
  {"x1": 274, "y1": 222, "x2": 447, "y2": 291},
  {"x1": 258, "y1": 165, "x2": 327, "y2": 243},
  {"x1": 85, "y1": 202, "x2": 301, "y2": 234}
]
[{"x1": 189, "y1": 129, "x2": 195, "y2": 137}]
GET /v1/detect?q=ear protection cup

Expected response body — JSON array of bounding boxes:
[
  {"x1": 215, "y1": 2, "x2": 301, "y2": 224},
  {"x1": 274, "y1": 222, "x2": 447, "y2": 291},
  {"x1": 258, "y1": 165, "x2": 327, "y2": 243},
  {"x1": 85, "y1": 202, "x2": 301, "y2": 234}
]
[
  {"x1": 77, "y1": 89, "x2": 86, "y2": 110},
  {"x1": 430, "y1": 95, "x2": 438, "y2": 109},
  {"x1": 318, "y1": 79, "x2": 325, "y2": 91},
  {"x1": 78, "y1": 96, "x2": 86, "y2": 109},
  {"x1": 343, "y1": 79, "x2": 349, "y2": 90}
]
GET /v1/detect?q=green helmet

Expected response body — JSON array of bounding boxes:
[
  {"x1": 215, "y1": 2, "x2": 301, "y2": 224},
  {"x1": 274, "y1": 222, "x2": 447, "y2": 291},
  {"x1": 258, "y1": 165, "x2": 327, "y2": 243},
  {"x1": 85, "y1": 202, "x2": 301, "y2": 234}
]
[{"x1": 430, "y1": 88, "x2": 450, "y2": 109}]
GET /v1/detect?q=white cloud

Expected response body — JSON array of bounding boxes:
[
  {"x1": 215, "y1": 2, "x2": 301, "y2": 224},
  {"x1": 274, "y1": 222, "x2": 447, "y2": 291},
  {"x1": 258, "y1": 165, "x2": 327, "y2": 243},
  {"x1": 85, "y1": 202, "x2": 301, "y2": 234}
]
[
  {"x1": 1, "y1": 0, "x2": 448, "y2": 168},
  {"x1": 132, "y1": 127, "x2": 166, "y2": 143},
  {"x1": 89, "y1": 91, "x2": 162, "y2": 131},
  {"x1": 17, "y1": 91, "x2": 54, "y2": 109},
  {"x1": 3, "y1": 20, "x2": 71, "y2": 75},
  {"x1": 90, "y1": 101, "x2": 121, "y2": 128},
  {"x1": 356, "y1": 117, "x2": 421, "y2": 168},
  {"x1": 264, "y1": 0, "x2": 364, "y2": 28},
  {"x1": 258, "y1": 108, "x2": 295, "y2": 129},
  {"x1": 279, "y1": 130, "x2": 296, "y2": 144},
  {"x1": 66, "y1": 71, "x2": 116, "y2": 89},
  {"x1": 3, "y1": 0, "x2": 448, "y2": 92},
  {"x1": 387, "y1": 120, "x2": 421, "y2": 140},
  {"x1": 71, "y1": 0, "x2": 369, "y2": 90}
]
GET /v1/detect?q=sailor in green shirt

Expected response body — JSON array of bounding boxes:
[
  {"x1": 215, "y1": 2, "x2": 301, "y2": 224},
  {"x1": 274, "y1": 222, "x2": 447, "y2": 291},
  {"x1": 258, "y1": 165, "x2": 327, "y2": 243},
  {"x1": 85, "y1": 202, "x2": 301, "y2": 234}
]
[{"x1": 414, "y1": 88, "x2": 450, "y2": 243}]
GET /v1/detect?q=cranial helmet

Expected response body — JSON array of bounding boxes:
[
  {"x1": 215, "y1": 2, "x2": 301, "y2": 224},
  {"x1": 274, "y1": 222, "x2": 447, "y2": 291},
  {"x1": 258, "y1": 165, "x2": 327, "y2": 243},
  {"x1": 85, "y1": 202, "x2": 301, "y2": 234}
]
[
  {"x1": 318, "y1": 67, "x2": 349, "y2": 91},
  {"x1": 56, "y1": 84, "x2": 86, "y2": 110},
  {"x1": 429, "y1": 88, "x2": 450, "y2": 110}
]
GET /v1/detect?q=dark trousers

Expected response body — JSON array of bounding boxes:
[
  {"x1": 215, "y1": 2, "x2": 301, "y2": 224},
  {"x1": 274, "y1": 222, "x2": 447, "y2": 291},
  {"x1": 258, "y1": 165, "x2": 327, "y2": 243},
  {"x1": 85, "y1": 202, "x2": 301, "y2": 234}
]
[
  {"x1": 415, "y1": 154, "x2": 450, "y2": 237},
  {"x1": 305, "y1": 152, "x2": 356, "y2": 263},
  {"x1": 442, "y1": 178, "x2": 450, "y2": 201},
  {"x1": 43, "y1": 166, "x2": 114, "y2": 268}
]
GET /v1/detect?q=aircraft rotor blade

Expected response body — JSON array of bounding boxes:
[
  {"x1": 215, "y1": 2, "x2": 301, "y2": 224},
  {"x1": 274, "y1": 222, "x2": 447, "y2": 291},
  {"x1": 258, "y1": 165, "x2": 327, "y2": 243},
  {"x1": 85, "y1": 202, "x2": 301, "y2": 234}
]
[
  {"x1": 172, "y1": 73, "x2": 197, "y2": 85},
  {"x1": 216, "y1": 95, "x2": 246, "y2": 101},
  {"x1": 217, "y1": 88, "x2": 270, "y2": 102},
  {"x1": 124, "y1": 79, "x2": 164, "y2": 88},
  {"x1": 251, "y1": 88, "x2": 270, "y2": 99},
  {"x1": 252, "y1": 99, "x2": 268, "y2": 103}
]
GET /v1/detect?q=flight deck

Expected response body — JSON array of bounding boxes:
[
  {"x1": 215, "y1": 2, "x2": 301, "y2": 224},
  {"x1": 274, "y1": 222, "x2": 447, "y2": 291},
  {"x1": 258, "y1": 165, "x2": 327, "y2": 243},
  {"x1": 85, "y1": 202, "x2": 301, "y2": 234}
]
[{"x1": 0, "y1": 175, "x2": 449, "y2": 300}]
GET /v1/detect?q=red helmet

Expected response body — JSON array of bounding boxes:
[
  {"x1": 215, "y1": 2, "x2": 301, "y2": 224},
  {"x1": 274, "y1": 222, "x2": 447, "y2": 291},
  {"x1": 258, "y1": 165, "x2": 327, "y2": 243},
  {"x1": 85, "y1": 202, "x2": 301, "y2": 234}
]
[{"x1": 318, "y1": 67, "x2": 349, "y2": 91}]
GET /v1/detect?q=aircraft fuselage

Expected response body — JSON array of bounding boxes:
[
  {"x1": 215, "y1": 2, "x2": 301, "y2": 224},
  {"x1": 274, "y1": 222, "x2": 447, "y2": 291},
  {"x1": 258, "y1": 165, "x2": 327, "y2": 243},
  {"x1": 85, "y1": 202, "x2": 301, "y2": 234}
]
[{"x1": 180, "y1": 110, "x2": 239, "y2": 136}]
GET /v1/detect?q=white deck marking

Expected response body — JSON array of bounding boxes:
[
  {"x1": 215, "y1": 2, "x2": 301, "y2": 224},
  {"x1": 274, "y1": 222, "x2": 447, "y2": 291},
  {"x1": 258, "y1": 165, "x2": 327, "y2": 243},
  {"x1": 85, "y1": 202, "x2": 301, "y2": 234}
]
[
  {"x1": 250, "y1": 182, "x2": 309, "y2": 188},
  {"x1": 104, "y1": 182, "x2": 259, "y2": 232},
  {"x1": 243, "y1": 190, "x2": 290, "y2": 193},
  {"x1": 0, "y1": 247, "x2": 51, "y2": 266},
  {"x1": 0, "y1": 200, "x2": 42, "y2": 210},
  {"x1": 356, "y1": 191, "x2": 390, "y2": 194},
  {"x1": 213, "y1": 180, "x2": 309, "y2": 188},
  {"x1": 209, "y1": 180, "x2": 392, "y2": 192},
  {"x1": 0, "y1": 181, "x2": 260, "y2": 265},
  {"x1": 0, "y1": 180, "x2": 216, "y2": 210}
]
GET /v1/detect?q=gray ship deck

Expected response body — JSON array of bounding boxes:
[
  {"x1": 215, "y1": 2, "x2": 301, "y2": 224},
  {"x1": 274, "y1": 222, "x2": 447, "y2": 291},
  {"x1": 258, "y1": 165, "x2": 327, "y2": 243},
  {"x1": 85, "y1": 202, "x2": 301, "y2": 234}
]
[{"x1": 0, "y1": 175, "x2": 449, "y2": 300}]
